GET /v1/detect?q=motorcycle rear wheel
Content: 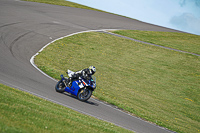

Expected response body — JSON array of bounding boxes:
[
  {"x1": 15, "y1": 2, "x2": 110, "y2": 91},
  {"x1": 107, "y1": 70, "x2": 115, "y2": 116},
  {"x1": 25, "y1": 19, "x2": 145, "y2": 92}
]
[
  {"x1": 55, "y1": 80, "x2": 65, "y2": 93},
  {"x1": 77, "y1": 88, "x2": 92, "y2": 101}
]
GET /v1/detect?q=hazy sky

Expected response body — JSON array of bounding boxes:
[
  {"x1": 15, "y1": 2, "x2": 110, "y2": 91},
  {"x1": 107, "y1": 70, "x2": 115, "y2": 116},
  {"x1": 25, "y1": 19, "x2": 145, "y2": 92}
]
[{"x1": 68, "y1": 0, "x2": 200, "y2": 35}]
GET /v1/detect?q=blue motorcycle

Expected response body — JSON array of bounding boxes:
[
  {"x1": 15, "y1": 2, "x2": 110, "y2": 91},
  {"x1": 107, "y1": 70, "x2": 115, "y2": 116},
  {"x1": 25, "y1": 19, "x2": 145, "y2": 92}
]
[{"x1": 55, "y1": 70, "x2": 96, "y2": 101}]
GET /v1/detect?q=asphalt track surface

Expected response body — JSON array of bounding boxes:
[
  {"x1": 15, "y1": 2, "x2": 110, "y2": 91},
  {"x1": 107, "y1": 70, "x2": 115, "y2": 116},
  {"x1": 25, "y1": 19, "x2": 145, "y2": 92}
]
[{"x1": 0, "y1": 0, "x2": 180, "y2": 132}]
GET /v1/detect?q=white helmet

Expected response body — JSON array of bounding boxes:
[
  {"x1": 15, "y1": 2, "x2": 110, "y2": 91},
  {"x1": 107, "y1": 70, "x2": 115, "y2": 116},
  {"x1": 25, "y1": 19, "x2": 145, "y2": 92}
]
[{"x1": 89, "y1": 66, "x2": 96, "y2": 73}]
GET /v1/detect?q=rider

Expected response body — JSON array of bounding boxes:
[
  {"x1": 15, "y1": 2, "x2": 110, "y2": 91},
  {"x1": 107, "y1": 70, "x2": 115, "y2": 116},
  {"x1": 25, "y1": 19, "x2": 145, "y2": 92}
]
[{"x1": 67, "y1": 66, "x2": 96, "y2": 87}]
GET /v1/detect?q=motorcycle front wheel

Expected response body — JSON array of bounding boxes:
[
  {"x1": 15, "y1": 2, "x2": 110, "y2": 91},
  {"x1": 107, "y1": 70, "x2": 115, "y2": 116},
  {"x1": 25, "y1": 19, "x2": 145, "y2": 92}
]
[
  {"x1": 55, "y1": 80, "x2": 65, "y2": 93},
  {"x1": 77, "y1": 88, "x2": 92, "y2": 101}
]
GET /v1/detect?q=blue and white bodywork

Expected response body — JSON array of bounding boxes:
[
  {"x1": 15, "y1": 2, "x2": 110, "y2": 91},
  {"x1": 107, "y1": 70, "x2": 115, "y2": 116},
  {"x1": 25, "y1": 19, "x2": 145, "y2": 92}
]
[{"x1": 55, "y1": 70, "x2": 96, "y2": 101}]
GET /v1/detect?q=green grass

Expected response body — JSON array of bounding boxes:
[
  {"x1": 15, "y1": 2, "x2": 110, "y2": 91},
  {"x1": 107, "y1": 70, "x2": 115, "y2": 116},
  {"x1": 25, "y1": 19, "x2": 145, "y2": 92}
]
[
  {"x1": 34, "y1": 31, "x2": 200, "y2": 133},
  {"x1": 112, "y1": 30, "x2": 200, "y2": 54},
  {"x1": 0, "y1": 83, "x2": 133, "y2": 133}
]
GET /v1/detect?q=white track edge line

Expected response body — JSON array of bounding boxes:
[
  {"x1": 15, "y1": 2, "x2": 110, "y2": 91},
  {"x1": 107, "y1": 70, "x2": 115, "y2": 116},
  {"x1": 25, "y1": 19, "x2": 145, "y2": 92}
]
[{"x1": 30, "y1": 29, "x2": 119, "y2": 81}]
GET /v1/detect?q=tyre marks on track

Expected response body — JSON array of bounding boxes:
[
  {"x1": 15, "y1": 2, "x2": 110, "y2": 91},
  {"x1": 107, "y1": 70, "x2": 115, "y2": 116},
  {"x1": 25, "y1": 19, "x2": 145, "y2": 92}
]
[{"x1": 9, "y1": 31, "x2": 32, "y2": 57}]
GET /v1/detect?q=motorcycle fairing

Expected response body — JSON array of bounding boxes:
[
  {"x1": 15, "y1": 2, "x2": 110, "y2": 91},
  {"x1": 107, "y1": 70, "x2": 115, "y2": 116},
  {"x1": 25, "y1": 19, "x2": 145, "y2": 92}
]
[{"x1": 64, "y1": 79, "x2": 83, "y2": 96}]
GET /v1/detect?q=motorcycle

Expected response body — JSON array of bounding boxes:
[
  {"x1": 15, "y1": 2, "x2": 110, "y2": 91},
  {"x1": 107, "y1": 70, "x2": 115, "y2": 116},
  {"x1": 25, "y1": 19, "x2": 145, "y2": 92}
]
[{"x1": 55, "y1": 70, "x2": 96, "y2": 101}]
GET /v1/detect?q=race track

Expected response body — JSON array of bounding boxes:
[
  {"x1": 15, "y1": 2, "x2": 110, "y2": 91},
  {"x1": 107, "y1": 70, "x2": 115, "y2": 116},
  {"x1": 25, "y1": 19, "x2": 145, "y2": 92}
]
[{"x1": 0, "y1": 0, "x2": 179, "y2": 132}]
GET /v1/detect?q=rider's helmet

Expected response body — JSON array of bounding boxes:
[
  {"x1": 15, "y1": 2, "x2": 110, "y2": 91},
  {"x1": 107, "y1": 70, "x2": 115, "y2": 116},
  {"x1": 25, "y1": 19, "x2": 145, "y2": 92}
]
[{"x1": 89, "y1": 66, "x2": 96, "y2": 74}]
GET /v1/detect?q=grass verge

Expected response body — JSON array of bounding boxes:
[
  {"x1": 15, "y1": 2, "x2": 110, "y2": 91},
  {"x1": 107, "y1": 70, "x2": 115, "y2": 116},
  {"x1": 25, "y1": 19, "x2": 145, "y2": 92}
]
[
  {"x1": 34, "y1": 31, "x2": 200, "y2": 133},
  {"x1": 112, "y1": 30, "x2": 200, "y2": 54},
  {"x1": 0, "y1": 83, "x2": 133, "y2": 133}
]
